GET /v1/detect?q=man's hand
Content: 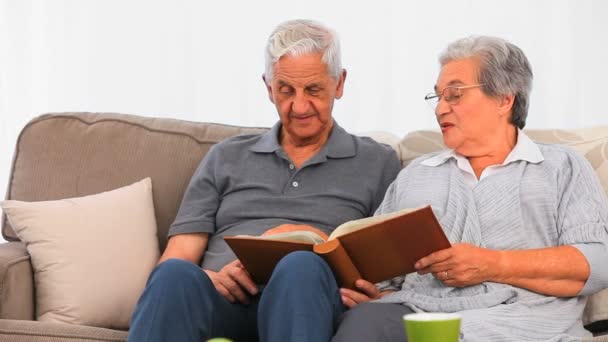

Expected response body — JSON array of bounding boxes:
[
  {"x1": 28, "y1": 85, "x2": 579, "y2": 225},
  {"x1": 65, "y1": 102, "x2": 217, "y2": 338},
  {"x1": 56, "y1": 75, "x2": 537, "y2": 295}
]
[
  {"x1": 263, "y1": 223, "x2": 329, "y2": 240},
  {"x1": 204, "y1": 260, "x2": 258, "y2": 304},
  {"x1": 339, "y1": 279, "x2": 393, "y2": 309},
  {"x1": 415, "y1": 243, "x2": 500, "y2": 287}
]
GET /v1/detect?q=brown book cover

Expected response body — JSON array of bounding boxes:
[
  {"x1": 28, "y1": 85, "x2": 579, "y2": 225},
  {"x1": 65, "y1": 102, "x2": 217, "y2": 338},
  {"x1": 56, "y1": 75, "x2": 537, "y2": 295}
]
[{"x1": 224, "y1": 206, "x2": 450, "y2": 290}]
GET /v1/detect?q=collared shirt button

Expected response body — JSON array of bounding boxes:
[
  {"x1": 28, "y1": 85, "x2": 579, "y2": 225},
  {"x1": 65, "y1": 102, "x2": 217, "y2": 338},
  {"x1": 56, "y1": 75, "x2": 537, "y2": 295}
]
[
  {"x1": 292, "y1": 181, "x2": 299, "y2": 187},
  {"x1": 289, "y1": 163, "x2": 295, "y2": 170}
]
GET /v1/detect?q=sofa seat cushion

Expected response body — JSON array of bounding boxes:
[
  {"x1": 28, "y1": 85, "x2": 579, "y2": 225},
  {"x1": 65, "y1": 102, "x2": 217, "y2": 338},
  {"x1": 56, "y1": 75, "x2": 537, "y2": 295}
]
[{"x1": 0, "y1": 319, "x2": 127, "y2": 342}]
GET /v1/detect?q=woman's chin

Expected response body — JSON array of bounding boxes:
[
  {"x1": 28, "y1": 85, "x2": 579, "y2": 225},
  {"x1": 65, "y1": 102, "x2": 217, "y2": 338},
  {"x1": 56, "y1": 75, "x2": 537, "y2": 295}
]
[{"x1": 441, "y1": 134, "x2": 460, "y2": 150}]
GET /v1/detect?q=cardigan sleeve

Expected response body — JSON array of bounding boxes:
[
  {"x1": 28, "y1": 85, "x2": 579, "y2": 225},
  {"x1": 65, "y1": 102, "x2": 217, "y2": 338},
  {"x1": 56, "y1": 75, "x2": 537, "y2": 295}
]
[{"x1": 556, "y1": 149, "x2": 608, "y2": 296}]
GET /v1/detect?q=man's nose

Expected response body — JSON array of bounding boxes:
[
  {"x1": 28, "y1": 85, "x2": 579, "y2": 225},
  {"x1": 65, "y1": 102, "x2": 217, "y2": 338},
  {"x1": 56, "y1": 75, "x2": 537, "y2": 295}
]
[{"x1": 291, "y1": 93, "x2": 311, "y2": 114}]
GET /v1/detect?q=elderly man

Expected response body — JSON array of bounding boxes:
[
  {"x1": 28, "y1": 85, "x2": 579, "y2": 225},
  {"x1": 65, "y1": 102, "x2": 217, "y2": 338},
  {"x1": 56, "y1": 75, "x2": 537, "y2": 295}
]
[
  {"x1": 333, "y1": 36, "x2": 608, "y2": 341},
  {"x1": 127, "y1": 20, "x2": 400, "y2": 342}
]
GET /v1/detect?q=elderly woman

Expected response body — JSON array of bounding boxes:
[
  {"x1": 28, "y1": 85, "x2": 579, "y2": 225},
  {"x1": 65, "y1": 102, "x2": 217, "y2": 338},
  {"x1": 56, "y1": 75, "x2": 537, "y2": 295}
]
[{"x1": 333, "y1": 36, "x2": 608, "y2": 341}]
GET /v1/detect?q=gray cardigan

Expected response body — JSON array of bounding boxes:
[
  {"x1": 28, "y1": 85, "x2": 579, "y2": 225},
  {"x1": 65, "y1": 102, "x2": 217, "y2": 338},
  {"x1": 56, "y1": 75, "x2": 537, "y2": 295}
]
[{"x1": 374, "y1": 142, "x2": 608, "y2": 341}]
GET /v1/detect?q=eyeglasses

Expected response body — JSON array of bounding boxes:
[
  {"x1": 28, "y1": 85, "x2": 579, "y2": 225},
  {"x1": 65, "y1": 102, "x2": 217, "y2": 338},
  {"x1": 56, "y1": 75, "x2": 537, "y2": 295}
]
[{"x1": 424, "y1": 84, "x2": 486, "y2": 110}]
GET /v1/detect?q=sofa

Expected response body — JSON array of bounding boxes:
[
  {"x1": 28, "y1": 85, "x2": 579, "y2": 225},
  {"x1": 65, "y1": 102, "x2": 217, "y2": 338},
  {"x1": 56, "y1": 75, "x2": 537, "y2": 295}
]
[{"x1": 0, "y1": 112, "x2": 607, "y2": 341}]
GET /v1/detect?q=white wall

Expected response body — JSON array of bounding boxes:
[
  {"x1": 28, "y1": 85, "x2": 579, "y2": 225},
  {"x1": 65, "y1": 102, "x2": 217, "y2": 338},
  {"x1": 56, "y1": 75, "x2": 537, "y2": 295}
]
[{"x1": 1, "y1": 0, "x2": 607, "y2": 236}]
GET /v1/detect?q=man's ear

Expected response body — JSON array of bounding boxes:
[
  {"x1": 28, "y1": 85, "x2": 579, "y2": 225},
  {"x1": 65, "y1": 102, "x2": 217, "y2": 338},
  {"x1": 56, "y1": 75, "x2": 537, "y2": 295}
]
[
  {"x1": 497, "y1": 94, "x2": 515, "y2": 117},
  {"x1": 262, "y1": 74, "x2": 275, "y2": 104},
  {"x1": 334, "y1": 69, "x2": 347, "y2": 99}
]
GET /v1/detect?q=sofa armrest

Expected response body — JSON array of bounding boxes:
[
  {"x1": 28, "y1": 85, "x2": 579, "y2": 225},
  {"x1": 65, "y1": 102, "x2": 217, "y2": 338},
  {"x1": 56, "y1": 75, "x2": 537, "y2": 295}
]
[
  {"x1": 585, "y1": 289, "x2": 608, "y2": 336},
  {"x1": 0, "y1": 242, "x2": 34, "y2": 320}
]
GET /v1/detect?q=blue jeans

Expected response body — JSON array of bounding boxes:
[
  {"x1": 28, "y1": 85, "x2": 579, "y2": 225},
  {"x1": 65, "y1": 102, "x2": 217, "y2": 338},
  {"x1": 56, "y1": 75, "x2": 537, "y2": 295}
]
[{"x1": 128, "y1": 251, "x2": 345, "y2": 342}]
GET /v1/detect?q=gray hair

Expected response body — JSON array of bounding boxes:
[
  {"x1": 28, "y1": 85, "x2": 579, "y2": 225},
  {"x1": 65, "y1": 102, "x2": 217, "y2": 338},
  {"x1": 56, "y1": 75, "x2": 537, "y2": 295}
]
[
  {"x1": 439, "y1": 36, "x2": 533, "y2": 129},
  {"x1": 264, "y1": 19, "x2": 342, "y2": 82}
]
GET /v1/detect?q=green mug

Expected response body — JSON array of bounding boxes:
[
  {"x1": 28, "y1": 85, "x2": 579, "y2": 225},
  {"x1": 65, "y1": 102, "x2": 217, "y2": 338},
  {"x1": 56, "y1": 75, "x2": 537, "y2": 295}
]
[{"x1": 403, "y1": 312, "x2": 461, "y2": 342}]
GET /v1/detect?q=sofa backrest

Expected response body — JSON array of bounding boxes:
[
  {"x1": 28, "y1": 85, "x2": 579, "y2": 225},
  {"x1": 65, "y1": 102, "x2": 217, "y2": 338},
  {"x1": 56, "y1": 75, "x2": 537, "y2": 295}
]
[{"x1": 2, "y1": 113, "x2": 267, "y2": 250}]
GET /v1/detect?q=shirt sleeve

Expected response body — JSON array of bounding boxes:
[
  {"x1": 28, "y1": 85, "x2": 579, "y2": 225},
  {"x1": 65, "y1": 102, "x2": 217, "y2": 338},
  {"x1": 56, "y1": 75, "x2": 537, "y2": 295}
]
[
  {"x1": 168, "y1": 144, "x2": 222, "y2": 237},
  {"x1": 368, "y1": 144, "x2": 401, "y2": 215},
  {"x1": 371, "y1": 148, "x2": 402, "y2": 214},
  {"x1": 556, "y1": 150, "x2": 608, "y2": 296},
  {"x1": 374, "y1": 164, "x2": 410, "y2": 216},
  {"x1": 373, "y1": 166, "x2": 408, "y2": 290}
]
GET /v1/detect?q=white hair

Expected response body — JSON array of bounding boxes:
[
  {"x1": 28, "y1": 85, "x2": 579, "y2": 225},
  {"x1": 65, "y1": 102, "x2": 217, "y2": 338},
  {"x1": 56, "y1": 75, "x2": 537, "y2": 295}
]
[
  {"x1": 439, "y1": 36, "x2": 533, "y2": 129},
  {"x1": 264, "y1": 19, "x2": 342, "y2": 82}
]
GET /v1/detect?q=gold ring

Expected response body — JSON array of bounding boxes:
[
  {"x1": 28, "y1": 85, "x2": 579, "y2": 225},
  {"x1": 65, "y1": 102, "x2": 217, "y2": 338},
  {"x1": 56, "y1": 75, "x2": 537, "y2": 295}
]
[{"x1": 444, "y1": 271, "x2": 449, "y2": 279}]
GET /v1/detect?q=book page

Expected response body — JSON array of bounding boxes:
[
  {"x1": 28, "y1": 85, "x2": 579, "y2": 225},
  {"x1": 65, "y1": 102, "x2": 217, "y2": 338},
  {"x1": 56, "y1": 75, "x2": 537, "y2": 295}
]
[
  {"x1": 328, "y1": 207, "x2": 420, "y2": 240},
  {"x1": 235, "y1": 230, "x2": 326, "y2": 244}
]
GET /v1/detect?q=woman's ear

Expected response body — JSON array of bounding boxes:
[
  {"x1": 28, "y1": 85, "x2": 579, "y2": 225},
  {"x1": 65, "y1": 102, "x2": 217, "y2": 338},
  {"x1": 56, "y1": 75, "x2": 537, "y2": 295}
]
[{"x1": 497, "y1": 94, "x2": 515, "y2": 117}]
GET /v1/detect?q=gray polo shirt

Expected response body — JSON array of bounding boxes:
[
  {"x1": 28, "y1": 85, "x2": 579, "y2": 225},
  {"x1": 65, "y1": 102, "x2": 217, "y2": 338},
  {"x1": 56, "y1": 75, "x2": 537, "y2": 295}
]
[{"x1": 168, "y1": 121, "x2": 401, "y2": 271}]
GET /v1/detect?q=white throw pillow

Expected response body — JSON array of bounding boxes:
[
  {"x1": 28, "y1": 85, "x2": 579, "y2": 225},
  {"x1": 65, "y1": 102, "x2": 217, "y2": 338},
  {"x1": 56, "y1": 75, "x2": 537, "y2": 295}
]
[{"x1": 1, "y1": 178, "x2": 159, "y2": 329}]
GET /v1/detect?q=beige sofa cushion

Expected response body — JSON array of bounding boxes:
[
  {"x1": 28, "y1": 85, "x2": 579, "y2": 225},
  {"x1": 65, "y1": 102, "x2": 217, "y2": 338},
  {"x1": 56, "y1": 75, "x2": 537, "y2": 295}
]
[
  {"x1": 398, "y1": 126, "x2": 608, "y2": 326},
  {"x1": 0, "y1": 178, "x2": 159, "y2": 329}
]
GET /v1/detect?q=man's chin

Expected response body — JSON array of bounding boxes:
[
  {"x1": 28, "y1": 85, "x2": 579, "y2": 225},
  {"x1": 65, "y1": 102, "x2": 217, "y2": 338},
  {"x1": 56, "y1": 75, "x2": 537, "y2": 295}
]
[{"x1": 288, "y1": 128, "x2": 327, "y2": 144}]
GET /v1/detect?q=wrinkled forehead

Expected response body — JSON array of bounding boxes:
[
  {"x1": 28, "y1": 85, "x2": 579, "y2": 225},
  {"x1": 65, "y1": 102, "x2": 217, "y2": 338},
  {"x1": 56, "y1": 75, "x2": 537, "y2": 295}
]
[
  {"x1": 272, "y1": 54, "x2": 332, "y2": 83},
  {"x1": 434, "y1": 58, "x2": 481, "y2": 91}
]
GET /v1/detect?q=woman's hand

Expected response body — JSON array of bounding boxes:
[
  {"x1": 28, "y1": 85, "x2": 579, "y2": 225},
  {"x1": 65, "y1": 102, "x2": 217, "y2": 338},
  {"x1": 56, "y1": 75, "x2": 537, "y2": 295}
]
[
  {"x1": 416, "y1": 243, "x2": 590, "y2": 297},
  {"x1": 415, "y1": 243, "x2": 500, "y2": 287}
]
